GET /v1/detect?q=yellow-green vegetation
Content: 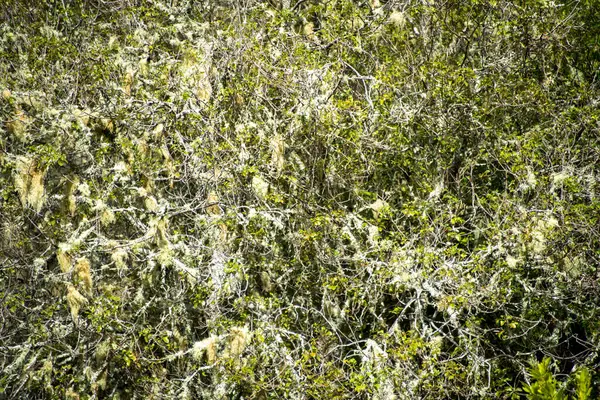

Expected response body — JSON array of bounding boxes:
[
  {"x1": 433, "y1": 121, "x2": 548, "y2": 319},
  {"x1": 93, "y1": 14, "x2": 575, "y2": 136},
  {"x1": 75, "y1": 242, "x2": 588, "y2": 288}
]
[{"x1": 1, "y1": 0, "x2": 599, "y2": 398}]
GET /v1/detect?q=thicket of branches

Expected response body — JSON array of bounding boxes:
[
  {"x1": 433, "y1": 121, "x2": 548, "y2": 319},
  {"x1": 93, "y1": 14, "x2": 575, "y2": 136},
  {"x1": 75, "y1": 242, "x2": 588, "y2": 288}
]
[{"x1": 1, "y1": 0, "x2": 599, "y2": 398}]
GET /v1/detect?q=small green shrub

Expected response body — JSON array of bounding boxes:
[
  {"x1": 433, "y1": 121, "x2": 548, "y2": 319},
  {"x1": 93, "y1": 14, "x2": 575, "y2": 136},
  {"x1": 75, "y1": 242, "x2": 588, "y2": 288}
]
[{"x1": 523, "y1": 358, "x2": 592, "y2": 400}]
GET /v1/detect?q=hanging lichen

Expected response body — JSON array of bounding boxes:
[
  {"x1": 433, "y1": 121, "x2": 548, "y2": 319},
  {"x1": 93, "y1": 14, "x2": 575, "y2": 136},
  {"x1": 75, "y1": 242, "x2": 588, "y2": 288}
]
[
  {"x1": 218, "y1": 222, "x2": 228, "y2": 243},
  {"x1": 303, "y1": 22, "x2": 315, "y2": 40},
  {"x1": 14, "y1": 157, "x2": 46, "y2": 212},
  {"x1": 94, "y1": 340, "x2": 111, "y2": 364},
  {"x1": 227, "y1": 326, "x2": 250, "y2": 358},
  {"x1": 144, "y1": 195, "x2": 159, "y2": 212},
  {"x1": 252, "y1": 175, "x2": 269, "y2": 199},
  {"x1": 28, "y1": 169, "x2": 45, "y2": 212},
  {"x1": 123, "y1": 67, "x2": 135, "y2": 96},
  {"x1": 75, "y1": 257, "x2": 93, "y2": 295},
  {"x1": 206, "y1": 191, "x2": 221, "y2": 215},
  {"x1": 100, "y1": 208, "x2": 116, "y2": 226},
  {"x1": 6, "y1": 108, "x2": 30, "y2": 141},
  {"x1": 71, "y1": 108, "x2": 90, "y2": 127},
  {"x1": 157, "y1": 246, "x2": 174, "y2": 267},
  {"x1": 93, "y1": 199, "x2": 115, "y2": 226},
  {"x1": 156, "y1": 218, "x2": 169, "y2": 248},
  {"x1": 66, "y1": 284, "x2": 88, "y2": 322},
  {"x1": 65, "y1": 387, "x2": 80, "y2": 400},
  {"x1": 192, "y1": 336, "x2": 218, "y2": 364},
  {"x1": 270, "y1": 134, "x2": 285, "y2": 175},
  {"x1": 180, "y1": 45, "x2": 212, "y2": 105},
  {"x1": 389, "y1": 10, "x2": 405, "y2": 27},
  {"x1": 111, "y1": 249, "x2": 128, "y2": 271},
  {"x1": 260, "y1": 270, "x2": 273, "y2": 293},
  {"x1": 57, "y1": 249, "x2": 72, "y2": 273},
  {"x1": 64, "y1": 176, "x2": 79, "y2": 217},
  {"x1": 40, "y1": 358, "x2": 53, "y2": 385}
]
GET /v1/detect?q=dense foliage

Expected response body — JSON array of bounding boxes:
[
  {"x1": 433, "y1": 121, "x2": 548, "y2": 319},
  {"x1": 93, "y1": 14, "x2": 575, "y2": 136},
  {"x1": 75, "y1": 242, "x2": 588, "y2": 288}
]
[{"x1": 1, "y1": 0, "x2": 599, "y2": 398}]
